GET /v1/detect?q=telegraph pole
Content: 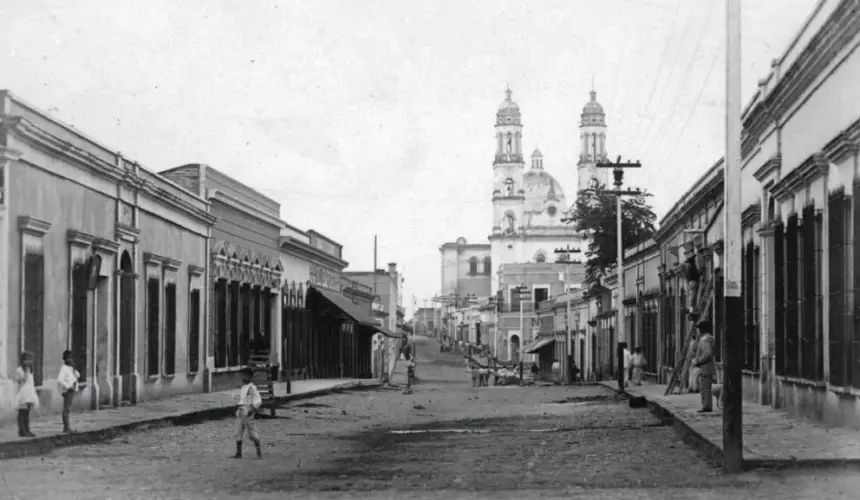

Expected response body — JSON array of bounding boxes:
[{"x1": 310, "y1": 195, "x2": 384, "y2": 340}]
[
  {"x1": 723, "y1": 0, "x2": 744, "y2": 474},
  {"x1": 597, "y1": 156, "x2": 642, "y2": 392},
  {"x1": 554, "y1": 245, "x2": 582, "y2": 385}
]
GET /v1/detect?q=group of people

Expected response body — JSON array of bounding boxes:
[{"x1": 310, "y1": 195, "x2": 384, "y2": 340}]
[
  {"x1": 15, "y1": 350, "x2": 81, "y2": 437},
  {"x1": 621, "y1": 345, "x2": 648, "y2": 387},
  {"x1": 465, "y1": 355, "x2": 522, "y2": 387}
]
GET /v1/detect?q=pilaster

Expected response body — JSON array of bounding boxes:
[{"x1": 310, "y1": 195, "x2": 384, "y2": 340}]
[{"x1": 0, "y1": 147, "x2": 21, "y2": 377}]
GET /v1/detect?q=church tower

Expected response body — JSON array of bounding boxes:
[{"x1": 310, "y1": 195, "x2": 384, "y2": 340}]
[
  {"x1": 492, "y1": 86, "x2": 525, "y2": 237},
  {"x1": 577, "y1": 89, "x2": 610, "y2": 193}
]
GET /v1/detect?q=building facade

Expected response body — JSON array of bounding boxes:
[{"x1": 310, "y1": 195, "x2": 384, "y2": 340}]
[
  {"x1": 160, "y1": 164, "x2": 284, "y2": 392},
  {"x1": 439, "y1": 238, "x2": 491, "y2": 304},
  {"x1": 0, "y1": 91, "x2": 216, "y2": 420}
]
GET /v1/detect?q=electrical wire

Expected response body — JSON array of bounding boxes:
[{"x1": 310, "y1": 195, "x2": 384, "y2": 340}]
[
  {"x1": 653, "y1": 35, "x2": 724, "y2": 178},
  {"x1": 622, "y1": 0, "x2": 682, "y2": 153},
  {"x1": 629, "y1": 1, "x2": 696, "y2": 156},
  {"x1": 636, "y1": 0, "x2": 719, "y2": 162}
]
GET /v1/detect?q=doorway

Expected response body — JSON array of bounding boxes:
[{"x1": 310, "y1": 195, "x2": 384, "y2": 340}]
[
  {"x1": 118, "y1": 251, "x2": 135, "y2": 404},
  {"x1": 509, "y1": 334, "x2": 520, "y2": 363}
]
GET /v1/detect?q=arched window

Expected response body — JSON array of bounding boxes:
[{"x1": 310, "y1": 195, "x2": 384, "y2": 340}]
[
  {"x1": 469, "y1": 257, "x2": 479, "y2": 275},
  {"x1": 483, "y1": 256, "x2": 492, "y2": 275},
  {"x1": 535, "y1": 251, "x2": 547, "y2": 263},
  {"x1": 504, "y1": 178, "x2": 514, "y2": 196}
]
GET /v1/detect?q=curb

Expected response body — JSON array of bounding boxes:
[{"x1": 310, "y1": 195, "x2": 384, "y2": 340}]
[
  {"x1": 598, "y1": 382, "x2": 726, "y2": 466},
  {"x1": 598, "y1": 382, "x2": 860, "y2": 471},
  {"x1": 0, "y1": 380, "x2": 380, "y2": 460}
]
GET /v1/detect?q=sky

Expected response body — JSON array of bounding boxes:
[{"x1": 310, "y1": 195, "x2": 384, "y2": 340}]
[{"x1": 1, "y1": 0, "x2": 819, "y2": 317}]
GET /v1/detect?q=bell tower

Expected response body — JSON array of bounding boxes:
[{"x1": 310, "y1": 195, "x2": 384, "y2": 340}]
[
  {"x1": 577, "y1": 88, "x2": 610, "y2": 193},
  {"x1": 492, "y1": 86, "x2": 525, "y2": 236}
]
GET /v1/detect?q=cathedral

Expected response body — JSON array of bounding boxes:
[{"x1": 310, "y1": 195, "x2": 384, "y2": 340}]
[{"x1": 440, "y1": 87, "x2": 610, "y2": 300}]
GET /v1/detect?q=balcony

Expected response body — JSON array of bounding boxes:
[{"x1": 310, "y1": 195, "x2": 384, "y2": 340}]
[{"x1": 497, "y1": 302, "x2": 536, "y2": 314}]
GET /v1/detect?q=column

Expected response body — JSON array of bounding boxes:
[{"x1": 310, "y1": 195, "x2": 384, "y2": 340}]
[
  {"x1": 758, "y1": 225, "x2": 775, "y2": 405},
  {"x1": 272, "y1": 287, "x2": 283, "y2": 379},
  {"x1": 0, "y1": 147, "x2": 21, "y2": 378}
]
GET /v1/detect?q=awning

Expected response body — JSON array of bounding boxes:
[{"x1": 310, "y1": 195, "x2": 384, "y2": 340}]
[
  {"x1": 309, "y1": 286, "x2": 376, "y2": 326},
  {"x1": 524, "y1": 337, "x2": 555, "y2": 354},
  {"x1": 372, "y1": 324, "x2": 403, "y2": 338}
]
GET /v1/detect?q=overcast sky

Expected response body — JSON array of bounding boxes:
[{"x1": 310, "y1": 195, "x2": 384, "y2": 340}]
[{"x1": 1, "y1": 0, "x2": 818, "y2": 315}]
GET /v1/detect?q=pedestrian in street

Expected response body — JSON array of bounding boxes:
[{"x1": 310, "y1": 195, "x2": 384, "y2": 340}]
[
  {"x1": 620, "y1": 342, "x2": 632, "y2": 388},
  {"x1": 692, "y1": 320, "x2": 716, "y2": 413},
  {"x1": 631, "y1": 347, "x2": 645, "y2": 386},
  {"x1": 57, "y1": 350, "x2": 80, "y2": 433},
  {"x1": 15, "y1": 351, "x2": 38, "y2": 437},
  {"x1": 232, "y1": 367, "x2": 263, "y2": 459},
  {"x1": 568, "y1": 355, "x2": 580, "y2": 384}
]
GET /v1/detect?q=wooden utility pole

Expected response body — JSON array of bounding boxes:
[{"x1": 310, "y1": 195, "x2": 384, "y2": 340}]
[
  {"x1": 554, "y1": 245, "x2": 582, "y2": 385},
  {"x1": 597, "y1": 156, "x2": 642, "y2": 392},
  {"x1": 723, "y1": 0, "x2": 744, "y2": 474}
]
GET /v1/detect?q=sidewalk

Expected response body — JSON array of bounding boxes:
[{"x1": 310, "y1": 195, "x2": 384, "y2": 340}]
[
  {"x1": 0, "y1": 378, "x2": 379, "y2": 459},
  {"x1": 599, "y1": 381, "x2": 860, "y2": 468}
]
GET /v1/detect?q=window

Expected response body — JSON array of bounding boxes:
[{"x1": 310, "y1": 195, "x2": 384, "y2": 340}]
[
  {"x1": 23, "y1": 252, "x2": 45, "y2": 386},
  {"x1": 534, "y1": 287, "x2": 548, "y2": 307},
  {"x1": 800, "y1": 206, "x2": 819, "y2": 380},
  {"x1": 504, "y1": 178, "x2": 514, "y2": 196},
  {"x1": 663, "y1": 285, "x2": 675, "y2": 369},
  {"x1": 535, "y1": 252, "x2": 547, "y2": 263},
  {"x1": 828, "y1": 192, "x2": 850, "y2": 386},
  {"x1": 483, "y1": 257, "x2": 492, "y2": 275},
  {"x1": 188, "y1": 289, "x2": 201, "y2": 373},
  {"x1": 742, "y1": 242, "x2": 761, "y2": 372},
  {"x1": 146, "y1": 277, "x2": 160, "y2": 377},
  {"x1": 547, "y1": 205, "x2": 557, "y2": 217},
  {"x1": 70, "y1": 260, "x2": 89, "y2": 383},
  {"x1": 241, "y1": 284, "x2": 251, "y2": 366},
  {"x1": 469, "y1": 257, "x2": 478, "y2": 275},
  {"x1": 774, "y1": 221, "x2": 786, "y2": 376},
  {"x1": 229, "y1": 282, "x2": 240, "y2": 366},
  {"x1": 163, "y1": 282, "x2": 177, "y2": 375},
  {"x1": 784, "y1": 214, "x2": 800, "y2": 377},
  {"x1": 215, "y1": 280, "x2": 228, "y2": 368}
]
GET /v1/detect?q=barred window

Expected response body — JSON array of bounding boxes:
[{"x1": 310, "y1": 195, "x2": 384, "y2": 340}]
[
  {"x1": 828, "y1": 192, "x2": 850, "y2": 386},
  {"x1": 784, "y1": 214, "x2": 800, "y2": 377},
  {"x1": 146, "y1": 277, "x2": 160, "y2": 377},
  {"x1": 188, "y1": 289, "x2": 201, "y2": 373},
  {"x1": 163, "y1": 282, "x2": 177, "y2": 375}
]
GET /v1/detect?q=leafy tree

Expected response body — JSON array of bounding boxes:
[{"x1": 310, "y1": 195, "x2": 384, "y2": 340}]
[{"x1": 567, "y1": 183, "x2": 657, "y2": 283}]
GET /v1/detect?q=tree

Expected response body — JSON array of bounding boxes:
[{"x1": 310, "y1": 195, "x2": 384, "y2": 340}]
[{"x1": 568, "y1": 183, "x2": 657, "y2": 283}]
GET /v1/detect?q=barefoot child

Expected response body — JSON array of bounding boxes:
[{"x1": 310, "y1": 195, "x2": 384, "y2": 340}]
[
  {"x1": 232, "y1": 367, "x2": 262, "y2": 459},
  {"x1": 15, "y1": 352, "x2": 38, "y2": 437},
  {"x1": 57, "y1": 350, "x2": 80, "y2": 433}
]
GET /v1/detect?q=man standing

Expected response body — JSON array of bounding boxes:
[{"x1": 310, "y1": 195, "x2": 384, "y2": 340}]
[{"x1": 693, "y1": 320, "x2": 716, "y2": 413}]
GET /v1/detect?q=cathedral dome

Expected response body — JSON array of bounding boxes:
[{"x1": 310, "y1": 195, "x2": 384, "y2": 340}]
[
  {"x1": 581, "y1": 90, "x2": 605, "y2": 126},
  {"x1": 523, "y1": 169, "x2": 566, "y2": 211},
  {"x1": 496, "y1": 87, "x2": 521, "y2": 125}
]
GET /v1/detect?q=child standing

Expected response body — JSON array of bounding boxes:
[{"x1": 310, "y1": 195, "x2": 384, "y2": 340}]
[
  {"x1": 15, "y1": 351, "x2": 39, "y2": 437},
  {"x1": 232, "y1": 367, "x2": 262, "y2": 459},
  {"x1": 57, "y1": 350, "x2": 80, "y2": 433}
]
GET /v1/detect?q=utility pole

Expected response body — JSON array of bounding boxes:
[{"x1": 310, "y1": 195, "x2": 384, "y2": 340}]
[
  {"x1": 723, "y1": 0, "x2": 744, "y2": 474},
  {"x1": 597, "y1": 156, "x2": 642, "y2": 392},
  {"x1": 554, "y1": 245, "x2": 582, "y2": 385}
]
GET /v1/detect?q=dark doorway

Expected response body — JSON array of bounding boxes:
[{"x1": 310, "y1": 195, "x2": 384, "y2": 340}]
[{"x1": 118, "y1": 251, "x2": 135, "y2": 404}]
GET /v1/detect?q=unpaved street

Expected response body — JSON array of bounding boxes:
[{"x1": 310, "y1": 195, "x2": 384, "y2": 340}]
[{"x1": 0, "y1": 339, "x2": 858, "y2": 499}]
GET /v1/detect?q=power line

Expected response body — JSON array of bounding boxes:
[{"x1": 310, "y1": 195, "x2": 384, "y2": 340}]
[
  {"x1": 637, "y1": 0, "x2": 720, "y2": 162},
  {"x1": 653, "y1": 35, "x2": 724, "y2": 179},
  {"x1": 629, "y1": 0, "x2": 697, "y2": 155},
  {"x1": 622, "y1": 0, "x2": 682, "y2": 153}
]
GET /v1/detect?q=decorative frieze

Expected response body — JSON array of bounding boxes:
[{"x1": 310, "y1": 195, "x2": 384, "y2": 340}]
[
  {"x1": 93, "y1": 238, "x2": 120, "y2": 254},
  {"x1": 741, "y1": 204, "x2": 762, "y2": 229},
  {"x1": 212, "y1": 252, "x2": 282, "y2": 289},
  {"x1": 769, "y1": 153, "x2": 828, "y2": 203},
  {"x1": 163, "y1": 258, "x2": 182, "y2": 271},
  {"x1": 115, "y1": 223, "x2": 140, "y2": 244},
  {"x1": 143, "y1": 252, "x2": 165, "y2": 267},
  {"x1": 18, "y1": 216, "x2": 51, "y2": 237},
  {"x1": 753, "y1": 156, "x2": 781, "y2": 183},
  {"x1": 67, "y1": 229, "x2": 95, "y2": 248}
]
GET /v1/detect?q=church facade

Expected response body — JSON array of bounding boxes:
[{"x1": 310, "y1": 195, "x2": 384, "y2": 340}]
[
  {"x1": 488, "y1": 87, "x2": 608, "y2": 294},
  {"x1": 438, "y1": 87, "x2": 612, "y2": 358}
]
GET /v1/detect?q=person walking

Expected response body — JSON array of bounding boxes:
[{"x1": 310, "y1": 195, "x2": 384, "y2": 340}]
[{"x1": 692, "y1": 320, "x2": 716, "y2": 413}]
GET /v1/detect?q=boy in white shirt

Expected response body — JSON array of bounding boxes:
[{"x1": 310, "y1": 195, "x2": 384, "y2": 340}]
[
  {"x1": 232, "y1": 367, "x2": 263, "y2": 459},
  {"x1": 57, "y1": 350, "x2": 80, "y2": 433}
]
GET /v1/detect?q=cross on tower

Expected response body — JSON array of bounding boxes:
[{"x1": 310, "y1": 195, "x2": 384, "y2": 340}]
[{"x1": 505, "y1": 85, "x2": 512, "y2": 101}]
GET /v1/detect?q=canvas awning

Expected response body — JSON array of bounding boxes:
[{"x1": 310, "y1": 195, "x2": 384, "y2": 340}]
[
  {"x1": 524, "y1": 337, "x2": 555, "y2": 354},
  {"x1": 309, "y1": 286, "x2": 376, "y2": 326}
]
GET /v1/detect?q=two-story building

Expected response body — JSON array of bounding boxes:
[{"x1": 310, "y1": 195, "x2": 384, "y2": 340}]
[{"x1": 0, "y1": 91, "x2": 216, "y2": 421}]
